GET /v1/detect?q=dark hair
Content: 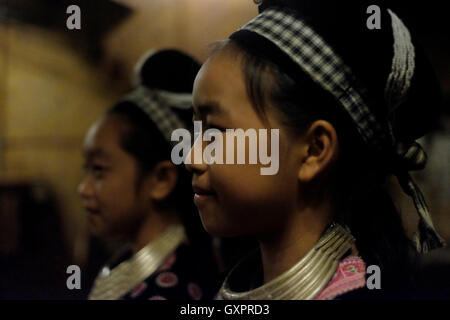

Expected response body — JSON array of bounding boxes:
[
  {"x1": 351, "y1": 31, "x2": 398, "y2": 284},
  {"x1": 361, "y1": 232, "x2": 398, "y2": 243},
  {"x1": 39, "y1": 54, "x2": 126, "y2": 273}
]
[
  {"x1": 138, "y1": 49, "x2": 201, "y2": 93},
  {"x1": 215, "y1": 39, "x2": 419, "y2": 289},
  {"x1": 105, "y1": 102, "x2": 212, "y2": 250}
]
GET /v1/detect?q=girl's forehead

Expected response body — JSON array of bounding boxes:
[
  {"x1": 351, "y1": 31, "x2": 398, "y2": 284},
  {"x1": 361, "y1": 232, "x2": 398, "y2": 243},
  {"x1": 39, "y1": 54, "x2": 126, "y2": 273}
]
[
  {"x1": 194, "y1": 52, "x2": 245, "y2": 102},
  {"x1": 201, "y1": 50, "x2": 243, "y2": 81},
  {"x1": 83, "y1": 117, "x2": 124, "y2": 157}
]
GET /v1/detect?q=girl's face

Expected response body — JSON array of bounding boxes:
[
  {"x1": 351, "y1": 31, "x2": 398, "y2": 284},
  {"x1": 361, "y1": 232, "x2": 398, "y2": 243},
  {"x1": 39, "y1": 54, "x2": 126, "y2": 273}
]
[
  {"x1": 78, "y1": 115, "x2": 150, "y2": 240},
  {"x1": 187, "y1": 49, "x2": 303, "y2": 238}
]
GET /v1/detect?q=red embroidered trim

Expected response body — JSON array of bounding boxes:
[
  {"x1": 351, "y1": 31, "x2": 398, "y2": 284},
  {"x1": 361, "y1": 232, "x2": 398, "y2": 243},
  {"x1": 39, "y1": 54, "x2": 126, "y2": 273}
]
[{"x1": 314, "y1": 256, "x2": 366, "y2": 300}]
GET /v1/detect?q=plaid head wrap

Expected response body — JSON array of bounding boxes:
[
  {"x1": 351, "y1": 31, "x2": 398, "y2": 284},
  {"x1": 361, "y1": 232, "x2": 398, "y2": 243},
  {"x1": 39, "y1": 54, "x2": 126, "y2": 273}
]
[
  {"x1": 231, "y1": 2, "x2": 445, "y2": 252},
  {"x1": 122, "y1": 87, "x2": 192, "y2": 146}
]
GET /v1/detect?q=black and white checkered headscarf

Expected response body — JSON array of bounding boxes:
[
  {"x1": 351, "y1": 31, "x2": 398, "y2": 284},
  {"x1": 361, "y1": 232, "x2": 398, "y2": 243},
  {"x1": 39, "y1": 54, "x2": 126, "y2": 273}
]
[
  {"x1": 122, "y1": 87, "x2": 192, "y2": 146},
  {"x1": 231, "y1": 5, "x2": 445, "y2": 252}
]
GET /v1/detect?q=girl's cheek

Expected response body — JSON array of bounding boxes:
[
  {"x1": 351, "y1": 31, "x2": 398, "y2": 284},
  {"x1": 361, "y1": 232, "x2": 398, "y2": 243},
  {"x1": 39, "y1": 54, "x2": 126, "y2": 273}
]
[{"x1": 93, "y1": 180, "x2": 104, "y2": 197}]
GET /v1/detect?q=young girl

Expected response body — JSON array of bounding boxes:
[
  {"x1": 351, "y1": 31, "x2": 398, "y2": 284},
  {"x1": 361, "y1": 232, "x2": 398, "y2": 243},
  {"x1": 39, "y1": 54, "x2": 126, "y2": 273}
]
[
  {"x1": 79, "y1": 49, "x2": 218, "y2": 300},
  {"x1": 186, "y1": 0, "x2": 446, "y2": 299}
]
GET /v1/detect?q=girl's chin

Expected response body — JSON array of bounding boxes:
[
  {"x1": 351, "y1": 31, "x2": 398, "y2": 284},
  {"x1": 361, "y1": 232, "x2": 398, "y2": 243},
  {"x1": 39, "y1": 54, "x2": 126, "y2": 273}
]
[
  {"x1": 200, "y1": 217, "x2": 244, "y2": 238},
  {"x1": 88, "y1": 220, "x2": 112, "y2": 240},
  {"x1": 199, "y1": 216, "x2": 225, "y2": 237}
]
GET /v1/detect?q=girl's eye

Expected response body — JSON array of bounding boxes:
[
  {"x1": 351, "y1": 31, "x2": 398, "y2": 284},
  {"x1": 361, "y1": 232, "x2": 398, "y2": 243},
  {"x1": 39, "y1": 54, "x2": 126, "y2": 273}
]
[
  {"x1": 92, "y1": 165, "x2": 104, "y2": 172},
  {"x1": 85, "y1": 164, "x2": 107, "y2": 178}
]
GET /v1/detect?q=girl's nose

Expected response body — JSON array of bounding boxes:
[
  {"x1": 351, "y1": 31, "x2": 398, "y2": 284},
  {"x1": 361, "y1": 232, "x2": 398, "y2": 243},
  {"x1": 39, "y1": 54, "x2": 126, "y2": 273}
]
[
  {"x1": 185, "y1": 134, "x2": 207, "y2": 175},
  {"x1": 78, "y1": 176, "x2": 94, "y2": 199}
]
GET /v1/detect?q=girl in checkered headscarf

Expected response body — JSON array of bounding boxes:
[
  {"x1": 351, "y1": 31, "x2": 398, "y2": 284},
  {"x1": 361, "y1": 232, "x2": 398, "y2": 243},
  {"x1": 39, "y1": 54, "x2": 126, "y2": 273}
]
[
  {"x1": 186, "y1": 0, "x2": 446, "y2": 299},
  {"x1": 79, "y1": 49, "x2": 219, "y2": 300}
]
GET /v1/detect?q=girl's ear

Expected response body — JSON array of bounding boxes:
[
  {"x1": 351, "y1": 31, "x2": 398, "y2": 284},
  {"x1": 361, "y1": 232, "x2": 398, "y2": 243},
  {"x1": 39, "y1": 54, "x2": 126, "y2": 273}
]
[
  {"x1": 147, "y1": 160, "x2": 178, "y2": 201},
  {"x1": 298, "y1": 120, "x2": 339, "y2": 182}
]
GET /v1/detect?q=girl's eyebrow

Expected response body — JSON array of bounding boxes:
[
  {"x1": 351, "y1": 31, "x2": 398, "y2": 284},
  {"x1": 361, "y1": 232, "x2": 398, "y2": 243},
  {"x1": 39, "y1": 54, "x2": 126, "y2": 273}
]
[{"x1": 84, "y1": 147, "x2": 111, "y2": 161}]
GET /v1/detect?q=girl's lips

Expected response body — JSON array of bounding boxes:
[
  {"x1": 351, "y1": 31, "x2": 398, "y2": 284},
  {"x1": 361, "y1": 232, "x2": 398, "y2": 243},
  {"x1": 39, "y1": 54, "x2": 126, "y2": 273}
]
[
  {"x1": 192, "y1": 185, "x2": 216, "y2": 196},
  {"x1": 86, "y1": 207, "x2": 101, "y2": 215},
  {"x1": 193, "y1": 193, "x2": 216, "y2": 206},
  {"x1": 192, "y1": 185, "x2": 217, "y2": 206}
]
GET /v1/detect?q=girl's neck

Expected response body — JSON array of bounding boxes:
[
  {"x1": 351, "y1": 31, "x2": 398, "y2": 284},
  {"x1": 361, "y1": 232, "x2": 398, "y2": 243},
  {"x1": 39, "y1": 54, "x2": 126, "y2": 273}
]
[
  {"x1": 258, "y1": 206, "x2": 332, "y2": 284},
  {"x1": 130, "y1": 207, "x2": 181, "y2": 253}
]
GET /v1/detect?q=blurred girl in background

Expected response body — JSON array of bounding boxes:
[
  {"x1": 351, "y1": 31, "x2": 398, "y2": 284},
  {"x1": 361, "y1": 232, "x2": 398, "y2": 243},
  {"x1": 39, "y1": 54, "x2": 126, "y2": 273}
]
[{"x1": 79, "y1": 49, "x2": 218, "y2": 300}]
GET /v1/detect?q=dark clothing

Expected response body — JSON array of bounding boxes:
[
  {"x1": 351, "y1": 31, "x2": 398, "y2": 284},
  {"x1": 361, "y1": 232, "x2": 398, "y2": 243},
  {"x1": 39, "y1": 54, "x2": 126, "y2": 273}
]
[{"x1": 121, "y1": 243, "x2": 220, "y2": 300}]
